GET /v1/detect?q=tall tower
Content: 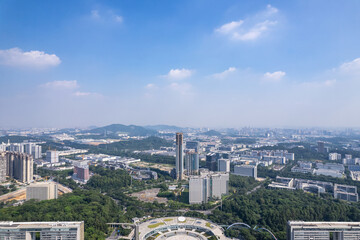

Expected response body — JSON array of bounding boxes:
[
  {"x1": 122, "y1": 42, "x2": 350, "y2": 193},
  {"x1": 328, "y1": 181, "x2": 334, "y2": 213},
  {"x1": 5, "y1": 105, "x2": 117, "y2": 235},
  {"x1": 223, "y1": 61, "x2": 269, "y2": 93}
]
[{"x1": 176, "y1": 133, "x2": 184, "y2": 180}]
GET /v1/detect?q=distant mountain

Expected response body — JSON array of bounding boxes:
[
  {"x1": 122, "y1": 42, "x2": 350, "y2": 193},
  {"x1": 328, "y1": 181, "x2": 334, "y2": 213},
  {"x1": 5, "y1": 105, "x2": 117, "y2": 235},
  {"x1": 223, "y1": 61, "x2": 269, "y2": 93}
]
[
  {"x1": 87, "y1": 124, "x2": 157, "y2": 136},
  {"x1": 202, "y1": 130, "x2": 222, "y2": 137},
  {"x1": 144, "y1": 125, "x2": 183, "y2": 132}
]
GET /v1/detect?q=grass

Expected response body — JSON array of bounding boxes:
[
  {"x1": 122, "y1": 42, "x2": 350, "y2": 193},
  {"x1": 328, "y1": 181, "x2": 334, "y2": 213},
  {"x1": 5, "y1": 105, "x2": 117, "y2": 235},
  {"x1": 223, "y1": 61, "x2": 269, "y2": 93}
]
[
  {"x1": 148, "y1": 222, "x2": 165, "y2": 229},
  {"x1": 164, "y1": 218, "x2": 173, "y2": 222},
  {"x1": 206, "y1": 222, "x2": 212, "y2": 228}
]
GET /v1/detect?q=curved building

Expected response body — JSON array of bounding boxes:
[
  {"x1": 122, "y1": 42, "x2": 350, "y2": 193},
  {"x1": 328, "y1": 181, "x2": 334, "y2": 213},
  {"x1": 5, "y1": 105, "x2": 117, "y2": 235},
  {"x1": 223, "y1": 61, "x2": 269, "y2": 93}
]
[{"x1": 138, "y1": 217, "x2": 230, "y2": 240}]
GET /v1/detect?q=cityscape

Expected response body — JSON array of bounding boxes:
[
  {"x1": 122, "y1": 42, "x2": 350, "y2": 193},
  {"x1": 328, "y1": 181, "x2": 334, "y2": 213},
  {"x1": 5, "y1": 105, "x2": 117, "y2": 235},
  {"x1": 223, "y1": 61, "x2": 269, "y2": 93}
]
[{"x1": 1, "y1": 0, "x2": 360, "y2": 240}]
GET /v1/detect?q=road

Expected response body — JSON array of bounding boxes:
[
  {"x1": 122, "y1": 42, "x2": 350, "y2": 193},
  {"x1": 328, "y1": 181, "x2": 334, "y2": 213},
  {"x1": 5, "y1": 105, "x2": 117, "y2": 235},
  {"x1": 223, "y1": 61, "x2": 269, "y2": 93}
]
[{"x1": 246, "y1": 184, "x2": 262, "y2": 195}]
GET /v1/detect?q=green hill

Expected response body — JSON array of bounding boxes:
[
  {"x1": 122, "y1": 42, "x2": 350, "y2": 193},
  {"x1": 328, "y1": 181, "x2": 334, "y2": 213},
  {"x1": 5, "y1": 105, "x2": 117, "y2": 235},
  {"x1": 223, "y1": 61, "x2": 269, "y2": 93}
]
[{"x1": 87, "y1": 124, "x2": 157, "y2": 136}]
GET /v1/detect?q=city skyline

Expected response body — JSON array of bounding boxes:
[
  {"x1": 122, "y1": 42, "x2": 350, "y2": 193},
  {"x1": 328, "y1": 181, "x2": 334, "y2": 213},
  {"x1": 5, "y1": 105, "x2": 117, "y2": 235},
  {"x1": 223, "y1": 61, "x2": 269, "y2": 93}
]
[{"x1": 1, "y1": 0, "x2": 360, "y2": 128}]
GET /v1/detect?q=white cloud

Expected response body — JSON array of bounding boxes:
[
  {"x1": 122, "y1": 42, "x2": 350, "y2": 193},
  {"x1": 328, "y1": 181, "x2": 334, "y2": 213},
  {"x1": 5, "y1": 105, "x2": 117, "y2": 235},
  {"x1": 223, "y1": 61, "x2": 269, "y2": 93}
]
[
  {"x1": 300, "y1": 79, "x2": 337, "y2": 88},
  {"x1": 212, "y1": 67, "x2": 237, "y2": 79},
  {"x1": 339, "y1": 58, "x2": 360, "y2": 73},
  {"x1": 42, "y1": 80, "x2": 79, "y2": 89},
  {"x1": 114, "y1": 15, "x2": 123, "y2": 23},
  {"x1": 165, "y1": 68, "x2": 193, "y2": 80},
  {"x1": 215, "y1": 20, "x2": 243, "y2": 34},
  {"x1": 215, "y1": 5, "x2": 279, "y2": 41},
  {"x1": 233, "y1": 20, "x2": 277, "y2": 41},
  {"x1": 91, "y1": 9, "x2": 123, "y2": 24},
  {"x1": 263, "y1": 71, "x2": 286, "y2": 82},
  {"x1": 0, "y1": 48, "x2": 61, "y2": 68},
  {"x1": 91, "y1": 10, "x2": 100, "y2": 19},
  {"x1": 145, "y1": 83, "x2": 157, "y2": 89},
  {"x1": 73, "y1": 91, "x2": 101, "y2": 97},
  {"x1": 168, "y1": 82, "x2": 193, "y2": 95}
]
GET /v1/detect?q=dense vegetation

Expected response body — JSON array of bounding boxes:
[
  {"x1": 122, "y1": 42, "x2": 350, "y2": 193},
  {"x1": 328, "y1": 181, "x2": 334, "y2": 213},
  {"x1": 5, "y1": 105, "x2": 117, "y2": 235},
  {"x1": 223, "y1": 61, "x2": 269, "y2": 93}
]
[
  {"x1": 0, "y1": 190, "x2": 124, "y2": 239},
  {"x1": 209, "y1": 188, "x2": 360, "y2": 240}
]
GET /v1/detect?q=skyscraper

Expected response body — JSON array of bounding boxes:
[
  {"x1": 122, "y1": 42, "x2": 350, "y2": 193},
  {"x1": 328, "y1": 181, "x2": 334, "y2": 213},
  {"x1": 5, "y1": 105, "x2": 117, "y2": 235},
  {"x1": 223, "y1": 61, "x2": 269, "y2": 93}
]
[
  {"x1": 175, "y1": 133, "x2": 184, "y2": 180},
  {"x1": 185, "y1": 151, "x2": 199, "y2": 175},
  {"x1": 1, "y1": 152, "x2": 33, "y2": 183}
]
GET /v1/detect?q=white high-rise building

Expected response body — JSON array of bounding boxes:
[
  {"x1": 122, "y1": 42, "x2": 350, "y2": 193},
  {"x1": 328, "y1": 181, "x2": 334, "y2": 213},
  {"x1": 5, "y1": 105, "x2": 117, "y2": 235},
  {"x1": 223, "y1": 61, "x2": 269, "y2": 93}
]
[
  {"x1": 189, "y1": 172, "x2": 229, "y2": 204},
  {"x1": 218, "y1": 158, "x2": 230, "y2": 173},
  {"x1": 46, "y1": 150, "x2": 59, "y2": 163},
  {"x1": 329, "y1": 153, "x2": 342, "y2": 161}
]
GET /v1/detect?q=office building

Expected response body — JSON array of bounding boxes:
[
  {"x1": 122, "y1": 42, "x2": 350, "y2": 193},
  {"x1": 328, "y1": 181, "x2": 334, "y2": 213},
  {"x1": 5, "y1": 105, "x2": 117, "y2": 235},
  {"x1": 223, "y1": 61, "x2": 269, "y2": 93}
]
[
  {"x1": 206, "y1": 153, "x2": 218, "y2": 171},
  {"x1": 26, "y1": 182, "x2": 58, "y2": 201},
  {"x1": 334, "y1": 184, "x2": 358, "y2": 202},
  {"x1": 287, "y1": 221, "x2": 360, "y2": 240},
  {"x1": 184, "y1": 151, "x2": 199, "y2": 175},
  {"x1": 175, "y1": 133, "x2": 184, "y2": 180},
  {"x1": 46, "y1": 150, "x2": 59, "y2": 163},
  {"x1": 186, "y1": 141, "x2": 200, "y2": 153},
  {"x1": 0, "y1": 221, "x2": 84, "y2": 240},
  {"x1": 218, "y1": 158, "x2": 230, "y2": 173},
  {"x1": 189, "y1": 172, "x2": 229, "y2": 204},
  {"x1": 234, "y1": 164, "x2": 257, "y2": 178}
]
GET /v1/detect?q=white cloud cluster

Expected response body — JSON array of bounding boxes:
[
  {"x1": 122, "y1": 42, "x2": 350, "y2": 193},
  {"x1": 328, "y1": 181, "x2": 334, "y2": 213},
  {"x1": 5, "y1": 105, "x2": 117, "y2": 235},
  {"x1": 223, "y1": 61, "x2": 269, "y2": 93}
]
[
  {"x1": 263, "y1": 71, "x2": 286, "y2": 82},
  {"x1": 165, "y1": 68, "x2": 193, "y2": 80},
  {"x1": 41, "y1": 80, "x2": 100, "y2": 97},
  {"x1": 0, "y1": 48, "x2": 61, "y2": 68},
  {"x1": 42, "y1": 80, "x2": 79, "y2": 89},
  {"x1": 212, "y1": 67, "x2": 237, "y2": 79},
  {"x1": 339, "y1": 58, "x2": 360, "y2": 73},
  {"x1": 91, "y1": 9, "x2": 123, "y2": 24},
  {"x1": 215, "y1": 5, "x2": 279, "y2": 41}
]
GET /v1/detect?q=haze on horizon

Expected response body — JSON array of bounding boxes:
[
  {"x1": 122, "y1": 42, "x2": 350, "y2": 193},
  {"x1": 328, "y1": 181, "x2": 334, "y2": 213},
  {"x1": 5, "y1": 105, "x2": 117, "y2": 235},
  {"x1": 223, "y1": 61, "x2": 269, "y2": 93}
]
[{"x1": 1, "y1": 0, "x2": 360, "y2": 129}]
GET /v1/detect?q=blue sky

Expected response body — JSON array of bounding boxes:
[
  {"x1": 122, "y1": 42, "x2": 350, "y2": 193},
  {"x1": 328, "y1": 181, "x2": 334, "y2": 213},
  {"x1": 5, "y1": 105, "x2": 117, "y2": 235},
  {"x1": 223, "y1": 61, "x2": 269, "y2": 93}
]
[{"x1": 1, "y1": 0, "x2": 360, "y2": 128}]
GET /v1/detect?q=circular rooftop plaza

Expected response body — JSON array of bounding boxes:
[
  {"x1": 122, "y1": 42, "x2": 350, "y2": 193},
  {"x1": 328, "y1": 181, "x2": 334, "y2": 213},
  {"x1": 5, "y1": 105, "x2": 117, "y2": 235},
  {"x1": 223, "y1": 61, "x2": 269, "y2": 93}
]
[{"x1": 138, "y1": 217, "x2": 230, "y2": 240}]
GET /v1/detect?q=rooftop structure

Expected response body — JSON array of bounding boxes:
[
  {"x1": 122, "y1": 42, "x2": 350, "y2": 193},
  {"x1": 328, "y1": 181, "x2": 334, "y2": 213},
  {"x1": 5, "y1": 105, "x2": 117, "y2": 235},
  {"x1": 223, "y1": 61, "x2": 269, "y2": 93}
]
[
  {"x1": 0, "y1": 221, "x2": 84, "y2": 240},
  {"x1": 287, "y1": 221, "x2": 360, "y2": 240}
]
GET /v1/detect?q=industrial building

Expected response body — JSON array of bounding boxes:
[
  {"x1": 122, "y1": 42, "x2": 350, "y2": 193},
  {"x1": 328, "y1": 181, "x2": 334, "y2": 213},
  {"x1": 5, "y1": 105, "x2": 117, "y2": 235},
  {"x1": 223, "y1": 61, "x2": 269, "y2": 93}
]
[
  {"x1": 26, "y1": 182, "x2": 58, "y2": 201},
  {"x1": 189, "y1": 172, "x2": 229, "y2": 204},
  {"x1": 287, "y1": 221, "x2": 360, "y2": 240},
  {"x1": 0, "y1": 221, "x2": 84, "y2": 240},
  {"x1": 175, "y1": 133, "x2": 184, "y2": 180},
  {"x1": 233, "y1": 164, "x2": 257, "y2": 178}
]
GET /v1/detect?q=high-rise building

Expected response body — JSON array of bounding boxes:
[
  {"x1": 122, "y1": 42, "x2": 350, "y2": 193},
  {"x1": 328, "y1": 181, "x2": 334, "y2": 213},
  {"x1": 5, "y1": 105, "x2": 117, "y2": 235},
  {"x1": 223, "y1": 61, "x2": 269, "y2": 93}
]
[
  {"x1": 0, "y1": 221, "x2": 84, "y2": 240},
  {"x1": 184, "y1": 151, "x2": 199, "y2": 175},
  {"x1": 329, "y1": 153, "x2": 342, "y2": 161},
  {"x1": 234, "y1": 164, "x2": 257, "y2": 179},
  {"x1": 206, "y1": 153, "x2": 218, "y2": 171},
  {"x1": 74, "y1": 165, "x2": 90, "y2": 182},
  {"x1": 218, "y1": 158, "x2": 230, "y2": 173},
  {"x1": 46, "y1": 150, "x2": 59, "y2": 163},
  {"x1": 317, "y1": 141, "x2": 325, "y2": 153},
  {"x1": 0, "y1": 152, "x2": 33, "y2": 183},
  {"x1": 31, "y1": 144, "x2": 42, "y2": 159},
  {"x1": 26, "y1": 182, "x2": 58, "y2": 201},
  {"x1": 0, "y1": 152, "x2": 7, "y2": 182},
  {"x1": 175, "y1": 133, "x2": 184, "y2": 180},
  {"x1": 186, "y1": 141, "x2": 201, "y2": 153},
  {"x1": 189, "y1": 172, "x2": 229, "y2": 204}
]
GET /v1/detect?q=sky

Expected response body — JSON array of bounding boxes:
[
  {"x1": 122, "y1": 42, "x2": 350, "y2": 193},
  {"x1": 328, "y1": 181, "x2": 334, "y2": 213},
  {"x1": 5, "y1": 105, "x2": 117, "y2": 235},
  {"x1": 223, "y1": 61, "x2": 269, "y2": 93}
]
[{"x1": 1, "y1": 0, "x2": 360, "y2": 129}]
